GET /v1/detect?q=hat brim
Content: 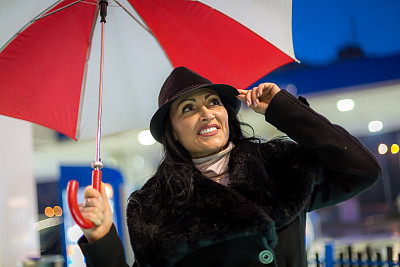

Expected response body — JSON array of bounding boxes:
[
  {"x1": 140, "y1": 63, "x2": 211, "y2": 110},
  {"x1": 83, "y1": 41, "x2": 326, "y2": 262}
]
[{"x1": 150, "y1": 84, "x2": 241, "y2": 143}]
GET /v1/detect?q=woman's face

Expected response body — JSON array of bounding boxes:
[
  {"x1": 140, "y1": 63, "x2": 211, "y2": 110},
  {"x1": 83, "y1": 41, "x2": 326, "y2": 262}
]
[{"x1": 169, "y1": 88, "x2": 230, "y2": 158}]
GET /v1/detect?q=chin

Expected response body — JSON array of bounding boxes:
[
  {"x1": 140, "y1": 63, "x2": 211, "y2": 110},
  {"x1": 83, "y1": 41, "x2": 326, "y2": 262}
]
[
  {"x1": 205, "y1": 141, "x2": 227, "y2": 153},
  {"x1": 191, "y1": 137, "x2": 229, "y2": 157}
]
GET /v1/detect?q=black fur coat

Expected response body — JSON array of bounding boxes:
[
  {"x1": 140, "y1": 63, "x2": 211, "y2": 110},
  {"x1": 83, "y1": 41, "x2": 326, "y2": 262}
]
[{"x1": 127, "y1": 139, "x2": 324, "y2": 266}]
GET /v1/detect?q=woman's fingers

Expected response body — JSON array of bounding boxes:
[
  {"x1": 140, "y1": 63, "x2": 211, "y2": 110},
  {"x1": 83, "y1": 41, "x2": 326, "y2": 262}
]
[
  {"x1": 80, "y1": 197, "x2": 105, "y2": 213},
  {"x1": 80, "y1": 184, "x2": 107, "y2": 225},
  {"x1": 84, "y1": 185, "x2": 102, "y2": 200},
  {"x1": 237, "y1": 87, "x2": 264, "y2": 107},
  {"x1": 79, "y1": 198, "x2": 105, "y2": 224},
  {"x1": 237, "y1": 89, "x2": 250, "y2": 106},
  {"x1": 81, "y1": 207, "x2": 104, "y2": 226},
  {"x1": 237, "y1": 83, "x2": 281, "y2": 115},
  {"x1": 238, "y1": 85, "x2": 268, "y2": 106},
  {"x1": 251, "y1": 86, "x2": 260, "y2": 106}
]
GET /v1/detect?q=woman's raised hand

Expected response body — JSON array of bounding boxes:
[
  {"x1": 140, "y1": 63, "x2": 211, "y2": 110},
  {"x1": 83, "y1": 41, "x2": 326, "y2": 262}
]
[
  {"x1": 79, "y1": 182, "x2": 113, "y2": 243},
  {"x1": 237, "y1": 83, "x2": 281, "y2": 115}
]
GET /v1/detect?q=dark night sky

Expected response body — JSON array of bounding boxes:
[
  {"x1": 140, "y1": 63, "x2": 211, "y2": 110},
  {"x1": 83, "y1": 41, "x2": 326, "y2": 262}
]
[{"x1": 292, "y1": 0, "x2": 400, "y2": 65}]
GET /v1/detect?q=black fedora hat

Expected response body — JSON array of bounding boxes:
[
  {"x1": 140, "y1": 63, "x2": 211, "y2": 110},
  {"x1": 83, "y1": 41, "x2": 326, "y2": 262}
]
[{"x1": 150, "y1": 66, "x2": 241, "y2": 143}]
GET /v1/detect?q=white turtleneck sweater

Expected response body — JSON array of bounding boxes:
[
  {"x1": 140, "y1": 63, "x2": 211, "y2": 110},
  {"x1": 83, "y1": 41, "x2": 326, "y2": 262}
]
[{"x1": 192, "y1": 142, "x2": 235, "y2": 186}]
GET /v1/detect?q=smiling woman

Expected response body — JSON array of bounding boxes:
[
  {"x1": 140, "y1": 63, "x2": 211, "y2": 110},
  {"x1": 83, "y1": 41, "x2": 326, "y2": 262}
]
[
  {"x1": 169, "y1": 88, "x2": 230, "y2": 158},
  {"x1": 77, "y1": 66, "x2": 381, "y2": 267}
]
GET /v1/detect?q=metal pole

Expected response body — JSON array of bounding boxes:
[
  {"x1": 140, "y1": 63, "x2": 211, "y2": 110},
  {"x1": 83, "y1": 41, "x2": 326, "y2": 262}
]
[
  {"x1": 95, "y1": 20, "x2": 105, "y2": 164},
  {"x1": 93, "y1": 0, "x2": 108, "y2": 170}
]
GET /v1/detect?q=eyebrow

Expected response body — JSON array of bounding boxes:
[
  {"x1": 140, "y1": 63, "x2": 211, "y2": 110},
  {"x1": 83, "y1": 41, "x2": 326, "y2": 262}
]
[{"x1": 176, "y1": 93, "x2": 216, "y2": 107}]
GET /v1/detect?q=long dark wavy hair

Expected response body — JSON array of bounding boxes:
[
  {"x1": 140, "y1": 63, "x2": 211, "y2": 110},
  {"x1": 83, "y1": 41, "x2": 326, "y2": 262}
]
[{"x1": 147, "y1": 96, "x2": 256, "y2": 205}]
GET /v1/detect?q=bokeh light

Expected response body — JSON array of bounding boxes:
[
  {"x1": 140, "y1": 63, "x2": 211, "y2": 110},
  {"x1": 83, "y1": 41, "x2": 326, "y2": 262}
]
[
  {"x1": 132, "y1": 155, "x2": 145, "y2": 170},
  {"x1": 368, "y1": 121, "x2": 383, "y2": 132},
  {"x1": 44, "y1": 206, "x2": 54, "y2": 217},
  {"x1": 391, "y1": 144, "x2": 399, "y2": 154},
  {"x1": 53, "y1": 206, "x2": 63, "y2": 217},
  {"x1": 378, "y1": 143, "x2": 388, "y2": 154},
  {"x1": 138, "y1": 130, "x2": 156, "y2": 145},
  {"x1": 336, "y1": 99, "x2": 355, "y2": 112}
]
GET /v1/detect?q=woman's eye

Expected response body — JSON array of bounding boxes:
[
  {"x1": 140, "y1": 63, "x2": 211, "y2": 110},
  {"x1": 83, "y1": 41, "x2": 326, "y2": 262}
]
[
  {"x1": 182, "y1": 105, "x2": 193, "y2": 113},
  {"x1": 210, "y1": 98, "x2": 221, "y2": 106}
]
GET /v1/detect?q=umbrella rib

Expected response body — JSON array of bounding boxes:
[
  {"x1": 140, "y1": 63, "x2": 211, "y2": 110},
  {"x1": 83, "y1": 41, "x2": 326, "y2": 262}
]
[
  {"x1": 113, "y1": 0, "x2": 154, "y2": 36},
  {"x1": 0, "y1": 0, "x2": 65, "y2": 52},
  {"x1": 33, "y1": 0, "x2": 87, "y2": 22},
  {"x1": 0, "y1": 0, "x2": 99, "y2": 53},
  {"x1": 82, "y1": 0, "x2": 99, "y2": 4}
]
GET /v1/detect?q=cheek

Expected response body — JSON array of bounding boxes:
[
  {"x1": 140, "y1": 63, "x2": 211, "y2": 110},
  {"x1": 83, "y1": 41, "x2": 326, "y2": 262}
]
[
  {"x1": 172, "y1": 123, "x2": 184, "y2": 141},
  {"x1": 221, "y1": 112, "x2": 230, "y2": 135},
  {"x1": 171, "y1": 117, "x2": 193, "y2": 143},
  {"x1": 170, "y1": 115, "x2": 182, "y2": 141}
]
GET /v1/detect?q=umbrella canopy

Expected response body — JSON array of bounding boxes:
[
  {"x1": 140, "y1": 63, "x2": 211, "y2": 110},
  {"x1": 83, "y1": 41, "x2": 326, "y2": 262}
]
[{"x1": 0, "y1": 0, "x2": 296, "y2": 140}]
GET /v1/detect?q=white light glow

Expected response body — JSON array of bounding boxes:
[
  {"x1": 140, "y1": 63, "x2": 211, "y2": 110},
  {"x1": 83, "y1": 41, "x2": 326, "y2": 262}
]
[
  {"x1": 378, "y1": 144, "x2": 388, "y2": 155},
  {"x1": 132, "y1": 155, "x2": 145, "y2": 170},
  {"x1": 368, "y1": 121, "x2": 383, "y2": 132},
  {"x1": 34, "y1": 217, "x2": 62, "y2": 231},
  {"x1": 67, "y1": 225, "x2": 83, "y2": 242},
  {"x1": 336, "y1": 99, "x2": 355, "y2": 112},
  {"x1": 138, "y1": 130, "x2": 156, "y2": 145},
  {"x1": 105, "y1": 183, "x2": 113, "y2": 199}
]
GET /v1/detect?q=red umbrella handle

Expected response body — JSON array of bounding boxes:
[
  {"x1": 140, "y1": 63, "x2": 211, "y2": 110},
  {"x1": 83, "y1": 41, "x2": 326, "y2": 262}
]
[{"x1": 67, "y1": 169, "x2": 102, "y2": 229}]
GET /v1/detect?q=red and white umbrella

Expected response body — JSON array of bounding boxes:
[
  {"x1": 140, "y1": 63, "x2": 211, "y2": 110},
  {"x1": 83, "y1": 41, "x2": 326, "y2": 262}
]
[
  {"x1": 0, "y1": 0, "x2": 296, "y2": 141},
  {"x1": 0, "y1": 0, "x2": 297, "y2": 228}
]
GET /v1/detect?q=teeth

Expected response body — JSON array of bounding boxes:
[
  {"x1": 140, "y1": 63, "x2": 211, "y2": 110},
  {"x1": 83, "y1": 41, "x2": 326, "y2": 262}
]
[{"x1": 199, "y1": 127, "x2": 217, "y2": 135}]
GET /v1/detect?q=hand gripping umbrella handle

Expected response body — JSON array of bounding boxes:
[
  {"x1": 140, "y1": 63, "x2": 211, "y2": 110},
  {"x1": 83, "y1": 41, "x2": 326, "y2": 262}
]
[
  {"x1": 67, "y1": 169, "x2": 102, "y2": 229},
  {"x1": 66, "y1": 0, "x2": 107, "y2": 230}
]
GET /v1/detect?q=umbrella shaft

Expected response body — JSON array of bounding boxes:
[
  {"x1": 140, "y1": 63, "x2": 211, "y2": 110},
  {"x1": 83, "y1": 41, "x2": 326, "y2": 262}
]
[{"x1": 96, "y1": 21, "x2": 105, "y2": 163}]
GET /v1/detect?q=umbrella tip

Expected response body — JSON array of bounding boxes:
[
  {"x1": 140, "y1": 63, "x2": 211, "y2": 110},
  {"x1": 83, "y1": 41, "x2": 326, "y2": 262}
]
[{"x1": 99, "y1": 0, "x2": 108, "y2": 23}]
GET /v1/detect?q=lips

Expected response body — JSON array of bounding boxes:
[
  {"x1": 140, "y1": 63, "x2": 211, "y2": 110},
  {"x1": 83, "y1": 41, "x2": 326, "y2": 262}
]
[{"x1": 198, "y1": 124, "x2": 219, "y2": 135}]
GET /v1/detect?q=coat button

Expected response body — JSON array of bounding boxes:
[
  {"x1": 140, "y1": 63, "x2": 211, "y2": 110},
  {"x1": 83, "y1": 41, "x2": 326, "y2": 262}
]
[{"x1": 258, "y1": 250, "x2": 273, "y2": 264}]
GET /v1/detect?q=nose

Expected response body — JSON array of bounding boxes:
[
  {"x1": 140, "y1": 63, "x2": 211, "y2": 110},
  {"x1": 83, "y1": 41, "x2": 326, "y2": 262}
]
[{"x1": 199, "y1": 106, "x2": 215, "y2": 121}]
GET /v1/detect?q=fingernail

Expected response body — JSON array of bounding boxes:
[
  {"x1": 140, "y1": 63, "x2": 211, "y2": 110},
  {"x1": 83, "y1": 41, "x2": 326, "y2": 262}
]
[
  {"x1": 246, "y1": 100, "x2": 251, "y2": 106},
  {"x1": 98, "y1": 197, "x2": 103, "y2": 203}
]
